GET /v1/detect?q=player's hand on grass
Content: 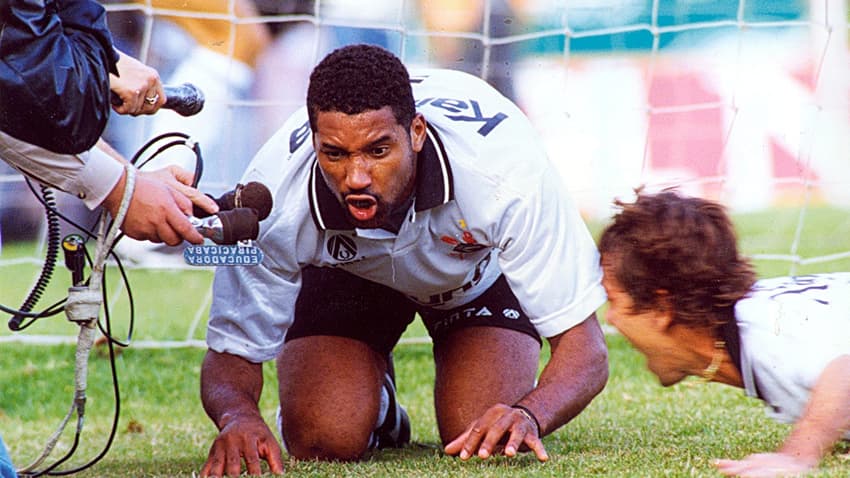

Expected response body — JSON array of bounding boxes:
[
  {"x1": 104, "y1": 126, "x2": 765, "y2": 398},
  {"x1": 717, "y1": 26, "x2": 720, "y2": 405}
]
[
  {"x1": 443, "y1": 403, "x2": 549, "y2": 462},
  {"x1": 714, "y1": 452, "x2": 816, "y2": 477},
  {"x1": 200, "y1": 415, "x2": 284, "y2": 477}
]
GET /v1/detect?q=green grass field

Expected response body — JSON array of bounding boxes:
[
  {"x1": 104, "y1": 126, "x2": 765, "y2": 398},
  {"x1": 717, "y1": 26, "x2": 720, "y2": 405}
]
[{"x1": 1, "y1": 205, "x2": 849, "y2": 477}]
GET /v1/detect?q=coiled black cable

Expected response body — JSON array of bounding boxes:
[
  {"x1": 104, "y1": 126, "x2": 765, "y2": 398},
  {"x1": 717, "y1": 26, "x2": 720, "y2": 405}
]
[
  {"x1": 8, "y1": 185, "x2": 61, "y2": 330},
  {"x1": 4, "y1": 131, "x2": 204, "y2": 476}
]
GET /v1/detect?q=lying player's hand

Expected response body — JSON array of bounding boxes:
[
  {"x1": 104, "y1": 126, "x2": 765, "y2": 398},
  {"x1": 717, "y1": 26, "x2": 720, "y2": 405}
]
[
  {"x1": 714, "y1": 452, "x2": 817, "y2": 477},
  {"x1": 443, "y1": 403, "x2": 548, "y2": 462},
  {"x1": 200, "y1": 415, "x2": 284, "y2": 477}
]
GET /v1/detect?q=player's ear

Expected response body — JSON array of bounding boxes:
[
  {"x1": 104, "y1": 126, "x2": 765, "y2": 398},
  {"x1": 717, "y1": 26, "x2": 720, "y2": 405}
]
[
  {"x1": 410, "y1": 113, "x2": 427, "y2": 153},
  {"x1": 651, "y1": 289, "x2": 675, "y2": 331}
]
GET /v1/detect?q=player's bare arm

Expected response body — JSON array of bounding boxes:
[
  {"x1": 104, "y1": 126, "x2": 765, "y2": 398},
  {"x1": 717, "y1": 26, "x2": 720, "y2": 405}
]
[
  {"x1": 200, "y1": 350, "x2": 284, "y2": 477},
  {"x1": 444, "y1": 313, "x2": 608, "y2": 461},
  {"x1": 715, "y1": 354, "x2": 850, "y2": 477}
]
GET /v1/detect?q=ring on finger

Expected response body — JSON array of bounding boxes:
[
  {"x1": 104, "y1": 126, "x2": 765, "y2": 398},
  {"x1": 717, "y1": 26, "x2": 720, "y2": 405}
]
[{"x1": 144, "y1": 94, "x2": 160, "y2": 105}]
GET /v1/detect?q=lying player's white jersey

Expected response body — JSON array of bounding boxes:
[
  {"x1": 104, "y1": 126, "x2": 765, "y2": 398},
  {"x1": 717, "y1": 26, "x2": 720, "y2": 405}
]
[
  {"x1": 206, "y1": 68, "x2": 606, "y2": 363},
  {"x1": 736, "y1": 273, "x2": 850, "y2": 428}
]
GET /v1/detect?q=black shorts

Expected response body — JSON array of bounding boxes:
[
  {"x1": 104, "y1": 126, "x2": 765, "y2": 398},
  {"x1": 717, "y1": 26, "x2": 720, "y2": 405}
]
[{"x1": 285, "y1": 266, "x2": 541, "y2": 357}]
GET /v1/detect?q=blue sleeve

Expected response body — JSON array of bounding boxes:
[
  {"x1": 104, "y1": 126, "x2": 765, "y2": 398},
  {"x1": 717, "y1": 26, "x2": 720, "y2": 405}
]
[
  {"x1": 0, "y1": 0, "x2": 119, "y2": 154},
  {"x1": 0, "y1": 432, "x2": 14, "y2": 478}
]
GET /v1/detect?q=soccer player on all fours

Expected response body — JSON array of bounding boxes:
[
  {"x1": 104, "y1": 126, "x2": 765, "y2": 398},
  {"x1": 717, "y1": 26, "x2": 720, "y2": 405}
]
[
  {"x1": 599, "y1": 189, "x2": 850, "y2": 478},
  {"x1": 198, "y1": 44, "x2": 609, "y2": 477}
]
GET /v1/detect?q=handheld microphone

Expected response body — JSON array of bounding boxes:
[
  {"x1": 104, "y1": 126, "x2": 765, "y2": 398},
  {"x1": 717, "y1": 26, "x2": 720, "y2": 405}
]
[
  {"x1": 109, "y1": 83, "x2": 205, "y2": 116},
  {"x1": 184, "y1": 208, "x2": 265, "y2": 265},
  {"x1": 193, "y1": 182, "x2": 273, "y2": 221},
  {"x1": 191, "y1": 208, "x2": 260, "y2": 245},
  {"x1": 183, "y1": 182, "x2": 272, "y2": 265},
  {"x1": 162, "y1": 83, "x2": 205, "y2": 116}
]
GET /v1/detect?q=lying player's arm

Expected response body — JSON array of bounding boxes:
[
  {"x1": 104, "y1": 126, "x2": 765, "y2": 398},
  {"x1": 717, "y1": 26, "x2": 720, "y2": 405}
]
[
  {"x1": 715, "y1": 354, "x2": 850, "y2": 477},
  {"x1": 444, "y1": 313, "x2": 609, "y2": 461}
]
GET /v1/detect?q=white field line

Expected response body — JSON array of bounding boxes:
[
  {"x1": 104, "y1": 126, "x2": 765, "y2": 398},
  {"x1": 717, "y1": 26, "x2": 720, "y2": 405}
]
[{"x1": 0, "y1": 324, "x2": 620, "y2": 348}]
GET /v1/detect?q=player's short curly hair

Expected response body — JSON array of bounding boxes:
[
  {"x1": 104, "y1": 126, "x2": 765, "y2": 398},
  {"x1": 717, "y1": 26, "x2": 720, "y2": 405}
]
[
  {"x1": 306, "y1": 44, "x2": 416, "y2": 131},
  {"x1": 599, "y1": 189, "x2": 757, "y2": 330}
]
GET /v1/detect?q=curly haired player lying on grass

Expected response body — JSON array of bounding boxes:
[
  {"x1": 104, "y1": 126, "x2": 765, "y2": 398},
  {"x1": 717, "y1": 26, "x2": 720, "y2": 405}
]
[{"x1": 599, "y1": 189, "x2": 850, "y2": 478}]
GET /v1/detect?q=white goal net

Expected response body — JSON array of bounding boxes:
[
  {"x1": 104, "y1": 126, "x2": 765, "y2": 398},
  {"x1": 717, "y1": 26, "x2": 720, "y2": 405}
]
[{"x1": 1, "y1": 0, "x2": 849, "y2": 346}]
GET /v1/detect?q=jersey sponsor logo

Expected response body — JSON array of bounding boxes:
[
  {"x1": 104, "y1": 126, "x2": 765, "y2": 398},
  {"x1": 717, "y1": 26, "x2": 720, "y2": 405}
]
[
  {"x1": 476, "y1": 307, "x2": 493, "y2": 317},
  {"x1": 440, "y1": 230, "x2": 488, "y2": 256},
  {"x1": 408, "y1": 254, "x2": 492, "y2": 306},
  {"x1": 416, "y1": 97, "x2": 507, "y2": 137},
  {"x1": 327, "y1": 234, "x2": 357, "y2": 262},
  {"x1": 756, "y1": 275, "x2": 836, "y2": 305},
  {"x1": 289, "y1": 120, "x2": 310, "y2": 153},
  {"x1": 183, "y1": 245, "x2": 263, "y2": 266},
  {"x1": 453, "y1": 243, "x2": 487, "y2": 253},
  {"x1": 502, "y1": 308, "x2": 521, "y2": 320},
  {"x1": 431, "y1": 305, "x2": 493, "y2": 333}
]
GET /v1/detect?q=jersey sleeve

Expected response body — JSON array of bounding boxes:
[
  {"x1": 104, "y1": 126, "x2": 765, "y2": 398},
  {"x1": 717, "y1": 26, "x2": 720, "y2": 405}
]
[
  {"x1": 496, "y1": 166, "x2": 606, "y2": 338},
  {"x1": 206, "y1": 107, "x2": 315, "y2": 363},
  {"x1": 206, "y1": 258, "x2": 300, "y2": 363}
]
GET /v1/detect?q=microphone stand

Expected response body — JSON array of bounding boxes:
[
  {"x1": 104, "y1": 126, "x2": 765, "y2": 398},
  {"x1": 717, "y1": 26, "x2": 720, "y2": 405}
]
[{"x1": 18, "y1": 165, "x2": 136, "y2": 476}]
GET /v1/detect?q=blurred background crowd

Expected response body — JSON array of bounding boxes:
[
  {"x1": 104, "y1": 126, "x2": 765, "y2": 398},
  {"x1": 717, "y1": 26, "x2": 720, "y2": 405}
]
[{"x1": 3, "y1": 0, "x2": 837, "y2": 253}]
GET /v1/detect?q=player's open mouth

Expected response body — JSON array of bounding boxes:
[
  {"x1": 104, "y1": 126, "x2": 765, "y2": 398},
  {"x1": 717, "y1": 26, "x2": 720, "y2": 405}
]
[{"x1": 345, "y1": 195, "x2": 378, "y2": 221}]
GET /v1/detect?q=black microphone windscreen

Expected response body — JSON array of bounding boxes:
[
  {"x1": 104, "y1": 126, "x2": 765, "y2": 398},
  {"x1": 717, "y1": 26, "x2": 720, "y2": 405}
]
[
  {"x1": 163, "y1": 83, "x2": 205, "y2": 116},
  {"x1": 192, "y1": 182, "x2": 273, "y2": 221},
  {"x1": 239, "y1": 182, "x2": 273, "y2": 220},
  {"x1": 218, "y1": 208, "x2": 260, "y2": 244}
]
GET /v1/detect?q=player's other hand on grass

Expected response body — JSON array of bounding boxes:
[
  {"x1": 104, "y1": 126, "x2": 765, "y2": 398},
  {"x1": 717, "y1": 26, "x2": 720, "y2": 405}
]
[
  {"x1": 200, "y1": 415, "x2": 284, "y2": 477},
  {"x1": 714, "y1": 452, "x2": 817, "y2": 477},
  {"x1": 444, "y1": 403, "x2": 549, "y2": 462}
]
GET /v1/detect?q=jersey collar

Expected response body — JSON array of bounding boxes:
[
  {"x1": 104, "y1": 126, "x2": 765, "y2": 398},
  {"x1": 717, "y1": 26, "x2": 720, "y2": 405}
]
[
  {"x1": 308, "y1": 124, "x2": 454, "y2": 231},
  {"x1": 720, "y1": 314, "x2": 765, "y2": 400}
]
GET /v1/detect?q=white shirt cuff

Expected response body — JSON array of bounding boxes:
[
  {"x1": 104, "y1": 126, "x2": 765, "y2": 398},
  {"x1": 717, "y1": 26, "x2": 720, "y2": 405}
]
[{"x1": 76, "y1": 147, "x2": 125, "y2": 210}]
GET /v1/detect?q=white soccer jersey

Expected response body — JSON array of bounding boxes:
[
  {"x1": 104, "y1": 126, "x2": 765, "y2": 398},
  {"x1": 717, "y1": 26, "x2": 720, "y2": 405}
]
[
  {"x1": 207, "y1": 68, "x2": 606, "y2": 363},
  {"x1": 736, "y1": 273, "x2": 850, "y2": 429}
]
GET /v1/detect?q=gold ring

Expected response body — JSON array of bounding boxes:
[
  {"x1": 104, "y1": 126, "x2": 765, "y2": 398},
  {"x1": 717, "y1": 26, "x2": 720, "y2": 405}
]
[{"x1": 144, "y1": 94, "x2": 159, "y2": 105}]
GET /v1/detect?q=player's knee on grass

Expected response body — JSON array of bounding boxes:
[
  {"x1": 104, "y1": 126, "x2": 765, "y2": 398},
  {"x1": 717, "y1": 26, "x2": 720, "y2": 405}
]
[
  {"x1": 282, "y1": 422, "x2": 372, "y2": 461},
  {"x1": 280, "y1": 384, "x2": 378, "y2": 461}
]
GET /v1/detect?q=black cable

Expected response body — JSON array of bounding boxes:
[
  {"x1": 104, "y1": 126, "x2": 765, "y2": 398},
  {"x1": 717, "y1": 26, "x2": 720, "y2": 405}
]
[
  {"x1": 128, "y1": 131, "x2": 202, "y2": 181},
  {"x1": 25, "y1": 178, "x2": 100, "y2": 239},
  {"x1": 4, "y1": 131, "x2": 201, "y2": 325},
  {"x1": 95, "y1": 254, "x2": 135, "y2": 347},
  {"x1": 20, "y1": 321, "x2": 123, "y2": 478},
  {"x1": 6, "y1": 131, "x2": 203, "y2": 474},
  {"x1": 2, "y1": 178, "x2": 97, "y2": 328},
  {"x1": 43, "y1": 327, "x2": 122, "y2": 477},
  {"x1": 8, "y1": 185, "x2": 61, "y2": 330}
]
